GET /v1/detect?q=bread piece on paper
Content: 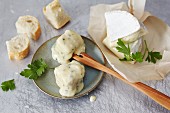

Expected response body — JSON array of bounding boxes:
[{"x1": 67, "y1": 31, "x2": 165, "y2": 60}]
[
  {"x1": 16, "y1": 15, "x2": 41, "y2": 40},
  {"x1": 43, "y1": 0, "x2": 70, "y2": 29},
  {"x1": 6, "y1": 34, "x2": 30, "y2": 60}
]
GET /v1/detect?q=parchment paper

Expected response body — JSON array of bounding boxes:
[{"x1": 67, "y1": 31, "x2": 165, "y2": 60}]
[{"x1": 87, "y1": 2, "x2": 170, "y2": 82}]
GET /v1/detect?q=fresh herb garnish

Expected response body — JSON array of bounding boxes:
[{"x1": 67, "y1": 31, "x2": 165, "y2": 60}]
[
  {"x1": 116, "y1": 39, "x2": 162, "y2": 63},
  {"x1": 116, "y1": 39, "x2": 143, "y2": 62},
  {"x1": 144, "y1": 40, "x2": 162, "y2": 63},
  {"x1": 1, "y1": 79, "x2": 16, "y2": 92},
  {"x1": 116, "y1": 39, "x2": 131, "y2": 61},
  {"x1": 1, "y1": 59, "x2": 49, "y2": 92},
  {"x1": 132, "y1": 52, "x2": 143, "y2": 63},
  {"x1": 20, "y1": 58, "x2": 48, "y2": 80}
]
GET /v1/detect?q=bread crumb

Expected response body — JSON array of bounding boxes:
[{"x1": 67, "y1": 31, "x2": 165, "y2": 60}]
[{"x1": 90, "y1": 95, "x2": 96, "y2": 102}]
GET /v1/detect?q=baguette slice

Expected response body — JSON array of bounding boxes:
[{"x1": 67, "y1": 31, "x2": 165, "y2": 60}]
[
  {"x1": 6, "y1": 34, "x2": 30, "y2": 60},
  {"x1": 43, "y1": 0, "x2": 70, "y2": 29},
  {"x1": 15, "y1": 15, "x2": 41, "y2": 40}
]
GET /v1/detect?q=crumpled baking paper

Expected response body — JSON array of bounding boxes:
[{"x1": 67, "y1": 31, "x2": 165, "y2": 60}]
[{"x1": 88, "y1": 1, "x2": 170, "y2": 82}]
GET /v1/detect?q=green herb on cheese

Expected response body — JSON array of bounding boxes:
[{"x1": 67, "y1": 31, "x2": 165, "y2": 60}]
[
  {"x1": 116, "y1": 39, "x2": 143, "y2": 63},
  {"x1": 116, "y1": 39, "x2": 162, "y2": 63}
]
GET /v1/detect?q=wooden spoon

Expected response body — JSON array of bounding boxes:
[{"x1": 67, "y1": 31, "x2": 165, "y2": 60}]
[{"x1": 73, "y1": 53, "x2": 170, "y2": 110}]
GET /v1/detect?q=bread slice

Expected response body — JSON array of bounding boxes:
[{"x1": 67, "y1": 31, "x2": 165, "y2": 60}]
[
  {"x1": 43, "y1": 0, "x2": 70, "y2": 29},
  {"x1": 6, "y1": 34, "x2": 30, "y2": 60},
  {"x1": 15, "y1": 15, "x2": 41, "y2": 40}
]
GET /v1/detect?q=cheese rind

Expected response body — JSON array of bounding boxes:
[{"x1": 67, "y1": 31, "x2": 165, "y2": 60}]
[
  {"x1": 105, "y1": 11, "x2": 140, "y2": 42},
  {"x1": 104, "y1": 27, "x2": 147, "y2": 47}
]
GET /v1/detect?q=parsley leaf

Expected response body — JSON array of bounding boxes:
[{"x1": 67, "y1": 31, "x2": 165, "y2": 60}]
[
  {"x1": 1, "y1": 79, "x2": 16, "y2": 92},
  {"x1": 116, "y1": 39, "x2": 131, "y2": 55},
  {"x1": 144, "y1": 40, "x2": 162, "y2": 64},
  {"x1": 132, "y1": 52, "x2": 143, "y2": 63},
  {"x1": 116, "y1": 39, "x2": 142, "y2": 62},
  {"x1": 145, "y1": 51, "x2": 162, "y2": 63},
  {"x1": 20, "y1": 58, "x2": 48, "y2": 80},
  {"x1": 116, "y1": 39, "x2": 133, "y2": 61},
  {"x1": 116, "y1": 39, "x2": 162, "y2": 63}
]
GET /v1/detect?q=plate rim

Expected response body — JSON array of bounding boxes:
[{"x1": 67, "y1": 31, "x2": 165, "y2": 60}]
[{"x1": 32, "y1": 35, "x2": 106, "y2": 99}]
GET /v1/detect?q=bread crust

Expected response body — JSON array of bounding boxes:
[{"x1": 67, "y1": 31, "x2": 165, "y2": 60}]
[
  {"x1": 43, "y1": 0, "x2": 70, "y2": 29},
  {"x1": 34, "y1": 24, "x2": 41, "y2": 40},
  {"x1": 16, "y1": 15, "x2": 41, "y2": 41},
  {"x1": 8, "y1": 44, "x2": 30, "y2": 60},
  {"x1": 16, "y1": 43, "x2": 30, "y2": 60},
  {"x1": 6, "y1": 34, "x2": 30, "y2": 60}
]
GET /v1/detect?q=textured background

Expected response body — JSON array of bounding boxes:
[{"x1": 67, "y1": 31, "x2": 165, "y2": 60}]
[{"x1": 0, "y1": 0, "x2": 170, "y2": 113}]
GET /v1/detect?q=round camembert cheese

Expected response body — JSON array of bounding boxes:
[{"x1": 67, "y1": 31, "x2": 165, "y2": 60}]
[{"x1": 103, "y1": 10, "x2": 148, "y2": 64}]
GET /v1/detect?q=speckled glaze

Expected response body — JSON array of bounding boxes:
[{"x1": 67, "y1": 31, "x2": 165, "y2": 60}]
[{"x1": 32, "y1": 36, "x2": 105, "y2": 99}]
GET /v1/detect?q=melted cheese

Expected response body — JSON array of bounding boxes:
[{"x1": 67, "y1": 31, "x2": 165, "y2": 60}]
[
  {"x1": 54, "y1": 60, "x2": 85, "y2": 97},
  {"x1": 90, "y1": 96, "x2": 97, "y2": 102},
  {"x1": 51, "y1": 30, "x2": 85, "y2": 64}
]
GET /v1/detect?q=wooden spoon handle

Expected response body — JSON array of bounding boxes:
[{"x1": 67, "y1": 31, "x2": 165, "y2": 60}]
[{"x1": 73, "y1": 53, "x2": 170, "y2": 110}]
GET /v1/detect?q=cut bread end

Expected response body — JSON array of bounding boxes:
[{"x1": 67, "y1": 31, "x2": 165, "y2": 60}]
[
  {"x1": 43, "y1": 0, "x2": 70, "y2": 29},
  {"x1": 15, "y1": 15, "x2": 41, "y2": 41},
  {"x1": 6, "y1": 34, "x2": 30, "y2": 60},
  {"x1": 34, "y1": 24, "x2": 41, "y2": 41}
]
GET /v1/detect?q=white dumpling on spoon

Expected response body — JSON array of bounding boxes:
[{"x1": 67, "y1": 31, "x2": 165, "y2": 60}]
[{"x1": 51, "y1": 30, "x2": 85, "y2": 64}]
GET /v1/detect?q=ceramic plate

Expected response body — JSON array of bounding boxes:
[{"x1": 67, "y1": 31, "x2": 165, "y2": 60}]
[{"x1": 33, "y1": 36, "x2": 105, "y2": 99}]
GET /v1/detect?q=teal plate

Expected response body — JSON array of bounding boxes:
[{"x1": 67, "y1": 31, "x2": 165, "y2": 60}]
[{"x1": 33, "y1": 36, "x2": 105, "y2": 99}]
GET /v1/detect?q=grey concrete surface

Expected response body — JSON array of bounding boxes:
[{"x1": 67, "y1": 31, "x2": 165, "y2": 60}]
[{"x1": 0, "y1": 0, "x2": 170, "y2": 113}]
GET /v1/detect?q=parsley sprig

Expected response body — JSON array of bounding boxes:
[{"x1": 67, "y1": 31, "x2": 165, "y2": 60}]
[
  {"x1": 116, "y1": 39, "x2": 143, "y2": 63},
  {"x1": 144, "y1": 40, "x2": 162, "y2": 63},
  {"x1": 1, "y1": 79, "x2": 16, "y2": 92},
  {"x1": 116, "y1": 39, "x2": 162, "y2": 63},
  {"x1": 20, "y1": 58, "x2": 48, "y2": 80},
  {"x1": 1, "y1": 59, "x2": 49, "y2": 92}
]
